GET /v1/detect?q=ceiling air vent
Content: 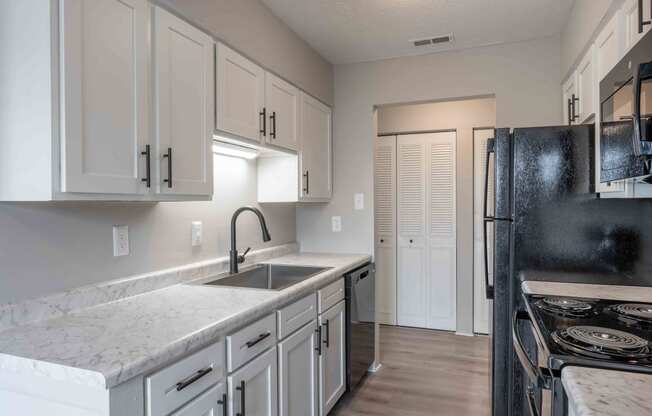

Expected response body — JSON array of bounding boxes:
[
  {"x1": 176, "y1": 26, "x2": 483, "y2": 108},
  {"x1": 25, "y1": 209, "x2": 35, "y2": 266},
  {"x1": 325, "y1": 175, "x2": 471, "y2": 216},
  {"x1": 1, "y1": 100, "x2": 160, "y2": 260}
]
[{"x1": 412, "y1": 33, "x2": 454, "y2": 47}]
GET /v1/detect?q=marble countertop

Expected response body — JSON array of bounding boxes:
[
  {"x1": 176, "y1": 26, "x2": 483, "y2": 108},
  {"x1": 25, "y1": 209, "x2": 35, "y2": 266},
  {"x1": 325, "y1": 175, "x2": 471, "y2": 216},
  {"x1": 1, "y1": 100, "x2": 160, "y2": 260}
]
[
  {"x1": 563, "y1": 366, "x2": 652, "y2": 416},
  {"x1": 521, "y1": 281, "x2": 652, "y2": 302},
  {"x1": 0, "y1": 252, "x2": 370, "y2": 389}
]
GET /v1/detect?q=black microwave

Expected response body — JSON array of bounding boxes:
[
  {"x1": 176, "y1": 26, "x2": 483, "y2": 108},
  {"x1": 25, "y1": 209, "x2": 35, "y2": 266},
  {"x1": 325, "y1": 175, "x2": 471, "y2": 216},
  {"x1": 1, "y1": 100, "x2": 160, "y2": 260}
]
[{"x1": 599, "y1": 28, "x2": 652, "y2": 183}]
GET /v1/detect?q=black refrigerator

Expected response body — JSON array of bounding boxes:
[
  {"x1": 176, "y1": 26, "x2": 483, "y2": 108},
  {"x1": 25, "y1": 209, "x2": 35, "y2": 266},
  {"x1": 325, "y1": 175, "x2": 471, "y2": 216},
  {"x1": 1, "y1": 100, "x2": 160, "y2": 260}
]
[{"x1": 485, "y1": 125, "x2": 652, "y2": 416}]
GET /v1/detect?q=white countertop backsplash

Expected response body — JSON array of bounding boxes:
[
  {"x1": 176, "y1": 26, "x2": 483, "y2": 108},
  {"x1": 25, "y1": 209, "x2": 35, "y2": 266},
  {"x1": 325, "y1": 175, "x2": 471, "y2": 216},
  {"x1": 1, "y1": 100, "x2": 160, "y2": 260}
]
[
  {"x1": 0, "y1": 243, "x2": 298, "y2": 332},
  {"x1": 563, "y1": 366, "x2": 652, "y2": 416},
  {"x1": 0, "y1": 248, "x2": 370, "y2": 389}
]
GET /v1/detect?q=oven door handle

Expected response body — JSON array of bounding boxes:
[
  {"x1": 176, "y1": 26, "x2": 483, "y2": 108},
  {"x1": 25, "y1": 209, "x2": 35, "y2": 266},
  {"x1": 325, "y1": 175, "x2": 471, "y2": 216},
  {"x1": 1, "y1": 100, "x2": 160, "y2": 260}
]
[
  {"x1": 512, "y1": 310, "x2": 547, "y2": 388},
  {"x1": 526, "y1": 385, "x2": 541, "y2": 416}
]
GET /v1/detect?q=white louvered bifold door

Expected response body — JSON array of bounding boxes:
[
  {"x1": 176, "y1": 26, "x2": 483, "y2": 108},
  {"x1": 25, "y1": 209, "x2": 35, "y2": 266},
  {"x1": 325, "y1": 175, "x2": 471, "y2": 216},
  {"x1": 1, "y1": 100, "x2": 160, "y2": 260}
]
[
  {"x1": 473, "y1": 128, "x2": 494, "y2": 335},
  {"x1": 426, "y1": 132, "x2": 457, "y2": 331},
  {"x1": 374, "y1": 136, "x2": 397, "y2": 325},
  {"x1": 396, "y1": 132, "x2": 457, "y2": 330}
]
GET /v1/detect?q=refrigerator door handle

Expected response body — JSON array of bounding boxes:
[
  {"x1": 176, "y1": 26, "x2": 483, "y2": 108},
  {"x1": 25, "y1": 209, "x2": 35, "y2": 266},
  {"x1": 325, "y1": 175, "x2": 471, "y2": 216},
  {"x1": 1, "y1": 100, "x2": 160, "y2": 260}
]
[{"x1": 482, "y1": 138, "x2": 511, "y2": 300}]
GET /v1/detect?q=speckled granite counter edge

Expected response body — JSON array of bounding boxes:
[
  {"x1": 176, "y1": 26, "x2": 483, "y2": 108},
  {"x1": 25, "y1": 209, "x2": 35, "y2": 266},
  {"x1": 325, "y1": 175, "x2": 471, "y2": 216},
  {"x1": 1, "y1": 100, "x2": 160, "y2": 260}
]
[
  {"x1": 522, "y1": 281, "x2": 652, "y2": 303},
  {"x1": 562, "y1": 366, "x2": 652, "y2": 416}
]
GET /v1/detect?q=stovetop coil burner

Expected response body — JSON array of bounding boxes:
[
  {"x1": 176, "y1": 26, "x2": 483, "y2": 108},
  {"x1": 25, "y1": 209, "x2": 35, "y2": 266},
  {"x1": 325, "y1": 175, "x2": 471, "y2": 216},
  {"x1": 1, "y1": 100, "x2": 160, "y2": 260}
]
[
  {"x1": 610, "y1": 304, "x2": 652, "y2": 326},
  {"x1": 535, "y1": 297, "x2": 596, "y2": 318},
  {"x1": 552, "y1": 325, "x2": 651, "y2": 360}
]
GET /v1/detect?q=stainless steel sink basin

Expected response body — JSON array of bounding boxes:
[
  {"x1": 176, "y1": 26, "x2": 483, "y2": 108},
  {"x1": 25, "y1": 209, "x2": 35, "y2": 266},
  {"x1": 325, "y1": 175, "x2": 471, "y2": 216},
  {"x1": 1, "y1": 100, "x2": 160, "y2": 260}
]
[{"x1": 201, "y1": 264, "x2": 330, "y2": 291}]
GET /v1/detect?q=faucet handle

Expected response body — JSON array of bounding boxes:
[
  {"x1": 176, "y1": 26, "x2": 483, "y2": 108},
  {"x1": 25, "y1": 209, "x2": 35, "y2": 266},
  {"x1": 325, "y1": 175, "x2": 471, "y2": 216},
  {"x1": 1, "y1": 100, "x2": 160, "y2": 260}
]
[{"x1": 237, "y1": 247, "x2": 251, "y2": 264}]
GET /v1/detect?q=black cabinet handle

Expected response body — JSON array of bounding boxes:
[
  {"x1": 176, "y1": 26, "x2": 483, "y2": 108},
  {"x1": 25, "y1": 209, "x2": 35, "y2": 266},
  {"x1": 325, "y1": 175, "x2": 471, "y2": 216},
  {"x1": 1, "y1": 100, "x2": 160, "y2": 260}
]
[
  {"x1": 639, "y1": 0, "x2": 651, "y2": 33},
  {"x1": 571, "y1": 94, "x2": 579, "y2": 122},
  {"x1": 245, "y1": 332, "x2": 271, "y2": 348},
  {"x1": 259, "y1": 107, "x2": 267, "y2": 136},
  {"x1": 322, "y1": 320, "x2": 330, "y2": 348},
  {"x1": 303, "y1": 171, "x2": 310, "y2": 194},
  {"x1": 567, "y1": 98, "x2": 572, "y2": 126},
  {"x1": 380, "y1": 238, "x2": 384, "y2": 243},
  {"x1": 175, "y1": 367, "x2": 212, "y2": 391},
  {"x1": 315, "y1": 326, "x2": 322, "y2": 355},
  {"x1": 236, "y1": 380, "x2": 246, "y2": 416},
  {"x1": 141, "y1": 144, "x2": 151, "y2": 188},
  {"x1": 270, "y1": 111, "x2": 277, "y2": 139},
  {"x1": 217, "y1": 393, "x2": 227, "y2": 416},
  {"x1": 163, "y1": 147, "x2": 172, "y2": 188}
]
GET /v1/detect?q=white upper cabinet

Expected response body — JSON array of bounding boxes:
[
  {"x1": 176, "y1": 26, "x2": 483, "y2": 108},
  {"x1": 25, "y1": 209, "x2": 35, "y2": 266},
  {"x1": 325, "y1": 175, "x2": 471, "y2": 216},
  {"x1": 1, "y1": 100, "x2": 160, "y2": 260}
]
[
  {"x1": 623, "y1": 0, "x2": 652, "y2": 51},
  {"x1": 60, "y1": 0, "x2": 149, "y2": 195},
  {"x1": 299, "y1": 92, "x2": 332, "y2": 201},
  {"x1": 576, "y1": 46, "x2": 596, "y2": 123},
  {"x1": 216, "y1": 43, "x2": 266, "y2": 142},
  {"x1": 265, "y1": 72, "x2": 300, "y2": 151},
  {"x1": 153, "y1": 7, "x2": 214, "y2": 196},
  {"x1": 562, "y1": 73, "x2": 578, "y2": 125},
  {"x1": 596, "y1": 11, "x2": 624, "y2": 82}
]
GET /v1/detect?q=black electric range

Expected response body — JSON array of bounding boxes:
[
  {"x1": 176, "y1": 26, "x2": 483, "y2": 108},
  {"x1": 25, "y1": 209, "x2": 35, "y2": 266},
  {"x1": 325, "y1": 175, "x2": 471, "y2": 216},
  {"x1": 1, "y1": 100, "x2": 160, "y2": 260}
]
[
  {"x1": 524, "y1": 294, "x2": 652, "y2": 374},
  {"x1": 515, "y1": 294, "x2": 652, "y2": 416}
]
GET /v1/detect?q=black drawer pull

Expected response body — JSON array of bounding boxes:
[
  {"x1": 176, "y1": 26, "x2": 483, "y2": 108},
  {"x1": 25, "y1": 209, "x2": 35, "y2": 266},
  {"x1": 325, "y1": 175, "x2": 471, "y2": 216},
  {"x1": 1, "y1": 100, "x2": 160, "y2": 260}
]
[
  {"x1": 315, "y1": 326, "x2": 322, "y2": 355},
  {"x1": 245, "y1": 332, "x2": 271, "y2": 348},
  {"x1": 175, "y1": 366, "x2": 213, "y2": 391}
]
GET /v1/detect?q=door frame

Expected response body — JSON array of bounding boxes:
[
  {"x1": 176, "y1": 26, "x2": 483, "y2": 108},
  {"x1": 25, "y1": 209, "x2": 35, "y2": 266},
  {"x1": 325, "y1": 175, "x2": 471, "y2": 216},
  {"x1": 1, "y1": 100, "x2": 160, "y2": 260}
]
[{"x1": 472, "y1": 126, "x2": 495, "y2": 335}]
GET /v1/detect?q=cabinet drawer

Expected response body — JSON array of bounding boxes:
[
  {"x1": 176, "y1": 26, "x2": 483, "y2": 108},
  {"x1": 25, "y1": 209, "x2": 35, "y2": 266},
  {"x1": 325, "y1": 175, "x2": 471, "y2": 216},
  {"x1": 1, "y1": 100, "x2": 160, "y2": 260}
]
[
  {"x1": 277, "y1": 294, "x2": 317, "y2": 339},
  {"x1": 146, "y1": 341, "x2": 225, "y2": 416},
  {"x1": 227, "y1": 314, "x2": 277, "y2": 372},
  {"x1": 318, "y1": 278, "x2": 344, "y2": 314}
]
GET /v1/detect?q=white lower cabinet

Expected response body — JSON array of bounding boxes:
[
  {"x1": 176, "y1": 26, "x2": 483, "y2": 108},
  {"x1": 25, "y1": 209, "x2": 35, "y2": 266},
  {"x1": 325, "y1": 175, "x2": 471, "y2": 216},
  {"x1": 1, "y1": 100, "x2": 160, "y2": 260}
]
[
  {"x1": 278, "y1": 320, "x2": 319, "y2": 416},
  {"x1": 171, "y1": 383, "x2": 226, "y2": 416},
  {"x1": 318, "y1": 300, "x2": 346, "y2": 416},
  {"x1": 228, "y1": 347, "x2": 278, "y2": 416}
]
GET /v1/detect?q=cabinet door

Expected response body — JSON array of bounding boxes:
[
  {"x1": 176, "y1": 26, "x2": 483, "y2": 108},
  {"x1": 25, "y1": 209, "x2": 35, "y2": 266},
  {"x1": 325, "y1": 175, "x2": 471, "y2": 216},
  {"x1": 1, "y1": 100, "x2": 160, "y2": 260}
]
[
  {"x1": 60, "y1": 0, "x2": 149, "y2": 194},
  {"x1": 265, "y1": 73, "x2": 299, "y2": 151},
  {"x1": 170, "y1": 383, "x2": 227, "y2": 416},
  {"x1": 577, "y1": 46, "x2": 596, "y2": 123},
  {"x1": 154, "y1": 7, "x2": 214, "y2": 196},
  {"x1": 596, "y1": 12, "x2": 624, "y2": 81},
  {"x1": 299, "y1": 93, "x2": 332, "y2": 201},
  {"x1": 562, "y1": 73, "x2": 578, "y2": 125},
  {"x1": 278, "y1": 321, "x2": 318, "y2": 416},
  {"x1": 623, "y1": 0, "x2": 651, "y2": 51},
  {"x1": 228, "y1": 347, "x2": 278, "y2": 416},
  {"x1": 216, "y1": 43, "x2": 266, "y2": 142},
  {"x1": 318, "y1": 301, "x2": 345, "y2": 416}
]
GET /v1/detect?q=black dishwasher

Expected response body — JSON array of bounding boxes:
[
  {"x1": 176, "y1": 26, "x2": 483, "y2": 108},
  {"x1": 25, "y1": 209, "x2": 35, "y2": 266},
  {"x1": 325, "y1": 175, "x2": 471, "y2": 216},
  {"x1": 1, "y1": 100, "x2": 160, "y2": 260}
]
[{"x1": 345, "y1": 263, "x2": 375, "y2": 391}]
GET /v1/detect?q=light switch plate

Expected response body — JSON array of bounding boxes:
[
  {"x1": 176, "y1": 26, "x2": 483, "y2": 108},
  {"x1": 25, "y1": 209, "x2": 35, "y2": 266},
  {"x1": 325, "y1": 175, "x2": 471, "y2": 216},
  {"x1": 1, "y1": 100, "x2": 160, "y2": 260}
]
[
  {"x1": 354, "y1": 193, "x2": 364, "y2": 210},
  {"x1": 191, "y1": 221, "x2": 202, "y2": 246},
  {"x1": 331, "y1": 216, "x2": 342, "y2": 232},
  {"x1": 112, "y1": 225, "x2": 129, "y2": 257}
]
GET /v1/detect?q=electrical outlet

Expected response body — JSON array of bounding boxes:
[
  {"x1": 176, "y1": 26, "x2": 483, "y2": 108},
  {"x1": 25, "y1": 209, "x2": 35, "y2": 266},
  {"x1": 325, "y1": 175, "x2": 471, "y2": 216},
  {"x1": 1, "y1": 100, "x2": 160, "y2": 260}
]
[
  {"x1": 112, "y1": 225, "x2": 129, "y2": 257},
  {"x1": 191, "y1": 221, "x2": 203, "y2": 246},
  {"x1": 354, "y1": 193, "x2": 364, "y2": 210},
  {"x1": 331, "y1": 216, "x2": 342, "y2": 232}
]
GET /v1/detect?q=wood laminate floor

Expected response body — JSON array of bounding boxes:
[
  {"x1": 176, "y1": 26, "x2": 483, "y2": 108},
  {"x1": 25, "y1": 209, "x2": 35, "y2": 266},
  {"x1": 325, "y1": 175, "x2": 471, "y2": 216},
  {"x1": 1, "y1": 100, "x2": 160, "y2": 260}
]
[{"x1": 332, "y1": 325, "x2": 491, "y2": 416}]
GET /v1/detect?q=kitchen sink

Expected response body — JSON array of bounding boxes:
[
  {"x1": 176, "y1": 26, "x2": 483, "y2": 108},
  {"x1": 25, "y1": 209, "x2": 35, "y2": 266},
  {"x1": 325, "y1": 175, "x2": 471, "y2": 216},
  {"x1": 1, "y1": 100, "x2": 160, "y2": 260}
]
[{"x1": 201, "y1": 264, "x2": 330, "y2": 291}]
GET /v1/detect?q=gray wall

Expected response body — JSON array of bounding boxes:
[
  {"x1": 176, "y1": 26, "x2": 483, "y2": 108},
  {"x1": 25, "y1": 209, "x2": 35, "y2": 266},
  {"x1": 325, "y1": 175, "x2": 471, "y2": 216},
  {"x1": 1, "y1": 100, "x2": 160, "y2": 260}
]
[
  {"x1": 560, "y1": 0, "x2": 615, "y2": 79},
  {"x1": 377, "y1": 97, "x2": 496, "y2": 335},
  {"x1": 0, "y1": 154, "x2": 296, "y2": 304},
  {"x1": 296, "y1": 36, "x2": 563, "y2": 334},
  {"x1": 159, "y1": 0, "x2": 334, "y2": 105}
]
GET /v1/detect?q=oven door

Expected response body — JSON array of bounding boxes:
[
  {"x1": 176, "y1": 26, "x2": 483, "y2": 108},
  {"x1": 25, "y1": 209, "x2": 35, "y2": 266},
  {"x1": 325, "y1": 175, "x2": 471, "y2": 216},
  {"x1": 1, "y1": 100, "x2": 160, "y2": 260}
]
[{"x1": 512, "y1": 311, "x2": 567, "y2": 416}]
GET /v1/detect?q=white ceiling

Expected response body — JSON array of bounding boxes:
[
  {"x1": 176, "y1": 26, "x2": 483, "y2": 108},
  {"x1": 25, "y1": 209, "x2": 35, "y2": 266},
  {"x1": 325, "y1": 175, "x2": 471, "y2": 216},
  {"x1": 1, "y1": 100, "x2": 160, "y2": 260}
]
[{"x1": 260, "y1": 0, "x2": 575, "y2": 64}]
